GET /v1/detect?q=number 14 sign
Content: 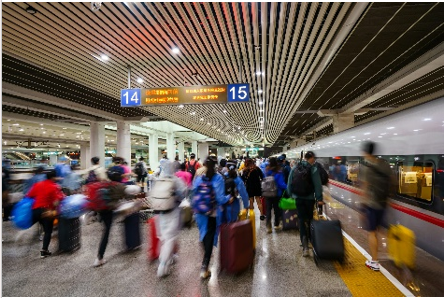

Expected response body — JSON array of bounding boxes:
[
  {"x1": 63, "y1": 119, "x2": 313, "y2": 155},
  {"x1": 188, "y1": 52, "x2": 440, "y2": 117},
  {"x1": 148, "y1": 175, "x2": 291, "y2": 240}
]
[{"x1": 121, "y1": 89, "x2": 141, "y2": 106}]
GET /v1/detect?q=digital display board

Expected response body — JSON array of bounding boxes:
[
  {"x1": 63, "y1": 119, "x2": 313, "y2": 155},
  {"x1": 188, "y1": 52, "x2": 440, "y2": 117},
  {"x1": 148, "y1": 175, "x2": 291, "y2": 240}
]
[{"x1": 120, "y1": 83, "x2": 249, "y2": 107}]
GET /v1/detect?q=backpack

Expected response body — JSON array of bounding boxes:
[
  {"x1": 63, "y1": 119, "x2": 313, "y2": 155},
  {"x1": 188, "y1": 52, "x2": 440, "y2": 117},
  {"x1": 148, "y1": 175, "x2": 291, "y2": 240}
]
[
  {"x1": 315, "y1": 163, "x2": 329, "y2": 186},
  {"x1": 224, "y1": 176, "x2": 236, "y2": 197},
  {"x1": 107, "y1": 166, "x2": 124, "y2": 182},
  {"x1": 187, "y1": 161, "x2": 198, "y2": 178},
  {"x1": 134, "y1": 162, "x2": 143, "y2": 176},
  {"x1": 262, "y1": 175, "x2": 277, "y2": 198},
  {"x1": 148, "y1": 178, "x2": 177, "y2": 211},
  {"x1": 192, "y1": 176, "x2": 216, "y2": 215},
  {"x1": 86, "y1": 181, "x2": 120, "y2": 211},
  {"x1": 11, "y1": 197, "x2": 34, "y2": 229},
  {"x1": 291, "y1": 162, "x2": 314, "y2": 197},
  {"x1": 85, "y1": 169, "x2": 98, "y2": 184}
]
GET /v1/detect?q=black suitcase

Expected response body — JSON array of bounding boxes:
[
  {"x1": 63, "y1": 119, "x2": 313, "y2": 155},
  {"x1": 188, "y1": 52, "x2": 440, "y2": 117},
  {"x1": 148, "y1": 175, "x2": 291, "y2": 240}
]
[
  {"x1": 124, "y1": 213, "x2": 141, "y2": 250},
  {"x1": 310, "y1": 208, "x2": 344, "y2": 265},
  {"x1": 282, "y1": 209, "x2": 299, "y2": 230},
  {"x1": 58, "y1": 217, "x2": 81, "y2": 252}
]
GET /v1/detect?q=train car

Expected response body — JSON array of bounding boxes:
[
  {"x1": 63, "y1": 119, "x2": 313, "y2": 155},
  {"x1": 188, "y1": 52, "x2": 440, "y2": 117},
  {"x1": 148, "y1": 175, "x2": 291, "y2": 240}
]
[{"x1": 280, "y1": 97, "x2": 444, "y2": 260}]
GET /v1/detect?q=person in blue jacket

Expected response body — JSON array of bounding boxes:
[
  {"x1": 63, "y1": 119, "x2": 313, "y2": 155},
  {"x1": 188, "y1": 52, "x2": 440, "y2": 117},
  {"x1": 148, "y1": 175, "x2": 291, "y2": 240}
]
[
  {"x1": 264, "y1": 157, "x2": 287, "y2": 233},
  {"x1": 192, "y1": 156, "x2": 231, "y2": 279},
  {"x1": 224, "y1": 161, "x2": 250, "y2": 216}
]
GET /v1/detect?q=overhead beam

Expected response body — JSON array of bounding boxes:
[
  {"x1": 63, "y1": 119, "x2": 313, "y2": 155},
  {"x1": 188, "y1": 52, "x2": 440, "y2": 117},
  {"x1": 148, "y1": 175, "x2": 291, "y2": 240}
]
[
  {"x1": 1, "y1": 133, "x2": 89, "y2": 145},
  {"x1": 2, "y1": 95, "x2": 99, "y2": 122},
  {"x1": 2, "y1": 112, "x2": 91, "y2": 131},
  {"x1": 2, "y1": 82, "x2": 124, "y2": 121},
  {"x1": 341, "y1": 42, "x2": 444, "y2": 113}
]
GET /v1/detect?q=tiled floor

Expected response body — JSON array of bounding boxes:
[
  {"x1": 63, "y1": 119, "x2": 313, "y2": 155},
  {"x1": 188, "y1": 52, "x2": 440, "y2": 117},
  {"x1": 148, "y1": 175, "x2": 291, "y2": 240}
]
[{"x1": 2, "y1": 208, "x2": 351, "y2": 297}]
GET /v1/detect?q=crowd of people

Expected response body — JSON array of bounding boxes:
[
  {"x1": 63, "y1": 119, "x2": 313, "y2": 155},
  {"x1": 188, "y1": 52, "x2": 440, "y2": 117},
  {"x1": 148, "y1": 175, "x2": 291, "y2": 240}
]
[{"x1": 3, "y1": 140, "x2": 391, "y2": 278}]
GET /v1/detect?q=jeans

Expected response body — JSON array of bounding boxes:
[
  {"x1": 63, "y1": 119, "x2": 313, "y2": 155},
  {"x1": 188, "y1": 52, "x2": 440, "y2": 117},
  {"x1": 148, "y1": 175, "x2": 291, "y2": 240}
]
[
  {"x1": 296, "y1": 199, "x2": 315, "y2": 246},
  {"x1": 266, "y1": 197, "x2": 281, "y2": 227},
  {"x1": 158, "y1": 208, "x2": 181, "y2": 268},
  {"x1": 98, "y1": 210, "x2": 113, "y2": 259},
  {"x1": 32, "y1": 208, "x2": 54, "y2": 251},
  {"x1": 202, "y1": 216, "x2": 217, "y2": 268}
]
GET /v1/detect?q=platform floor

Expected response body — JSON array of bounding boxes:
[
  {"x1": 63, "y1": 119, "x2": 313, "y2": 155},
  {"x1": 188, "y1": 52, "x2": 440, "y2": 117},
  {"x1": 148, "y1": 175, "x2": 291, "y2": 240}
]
[{"x1": 2, "y1": 194, "x2": 443, "y2": 297}]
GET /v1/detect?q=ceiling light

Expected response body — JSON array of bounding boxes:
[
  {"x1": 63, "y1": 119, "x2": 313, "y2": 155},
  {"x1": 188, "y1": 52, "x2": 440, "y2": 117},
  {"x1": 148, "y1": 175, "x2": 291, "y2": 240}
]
[
  {"x1": 190, "y1": 112, "x2": 195, "y2": 115},
  {"x1": 62, "y1": 128, "x2": 67, "y2": 130},
  {"x1": 137, "y1": 78, "x2": 144, "y2": 84},
  {"x1": 13, "y1": 123, "x2": 20, "y2": 126},
  {"x1": 172, "y1": 47, "x2": 180, "y2": 54},
  {"x1": 223, "y1": 110, "x2": 227, "y2": 113},
  {"x1": 380, "y1": 133, "x2": 386, "y2": 135},
  {"x1": 200, "y1": 118, "x2": 204, "y2": 121},
  {"x1": 258, "y1": 90, "x2": 263, "y2": 94},
  {"x1": 25, "y1": 5, "x2": 37, "y2": 14},
  {"x1": 423, "y1": 118, "x2": 432, "y2": 121},
  {"x1": 259, "y1": 109, "x2": 264, "y2": 113},
  {"x1": 19, "y1": 128, "x2": 24, "y2": 132},
  {"x1": 386, "y1": 127, "x2": 395, "y2": 130},
  {"x1": 393, "y1": 133, "x2": 398, "y2": 135},
  {"x1": 40, "y1": 123, "x2": 43, "y2": 126},
  {"x1": 100, "y1": 54, "x2": 109, "y2": 61},
  {"x1": 413, "y1": 129, "x2": 422, "y2": 132},
  {"x1": 41, "y1": 127, "x2": 44, "y2": 130},
  {"x1": 178, "y1": 105, "x2": 184, "y2": 108},
  {"x1": 378, "y1": 136, "x2": 382, "y2": 138},
  {"x1": 364, "y1": 132, "x2": 371, "y2": 135},
  {"x1": 259, "y1": 101, "x2": 263, "y2": 105},
  {"x1": 42, "y1": 131, "x2": 46, "y2": 134}
]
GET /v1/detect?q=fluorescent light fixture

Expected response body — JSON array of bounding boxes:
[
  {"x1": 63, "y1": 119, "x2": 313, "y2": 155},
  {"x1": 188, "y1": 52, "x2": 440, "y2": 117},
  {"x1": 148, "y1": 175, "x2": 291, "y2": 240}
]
[
  {"x1": 393, "y1": 133, "x2": 398, "y2": 135},
  {"x1": 423, "y1": 118, "x2": 431, "y2": 121},
  {"x1": 19, "y1": 129, "x2": 24, "y2": 132},
  {"x1": 386, "y1": 127, "x2": 395, "y2": 130},
  {"x1": 172, "y1": 47, "x2": 180, "y2": 54},
  {"x1": 413, "y1": 129, "x2": 422, "y2": 132},
  {"x1": 13, "y1": 123, "x2": 20, "y2": 126},
  {"x1": 100, "y1": 54, "x2": 109, "y2": 61},
  {"x1": 364, "y1": 132, "x2": 371, "y2": 135},
  {"x1": 178, "y1": 105, "x2": 184, "y2": 108},
  {"x1": 258, "y1": 90, "x2": 263, "y2": 94},
  {"x1": 137, "y1": 78, "x2": 144, "y2": 84}
]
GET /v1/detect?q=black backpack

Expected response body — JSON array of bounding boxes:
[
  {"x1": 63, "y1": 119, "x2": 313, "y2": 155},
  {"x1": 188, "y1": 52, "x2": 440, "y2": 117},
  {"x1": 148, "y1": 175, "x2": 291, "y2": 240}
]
[
  {"x1": 107, "y1": 166, "x2": 124, "y2": 182},
  {"x1": 315, "y1": 162, "x2": 329, "y2": 185},
  {"x1": 291, "y1": 162, "x2": 314, "y2": 197},
  {"x1": 134, "y1": 162, "x2": 143, "y2": 176},
  {"x1": 187, "y1": 161, "x2": 197, "y2": 178},
  {"x1": 224, "y1": 176, "x2": 237, "y2": 197}
]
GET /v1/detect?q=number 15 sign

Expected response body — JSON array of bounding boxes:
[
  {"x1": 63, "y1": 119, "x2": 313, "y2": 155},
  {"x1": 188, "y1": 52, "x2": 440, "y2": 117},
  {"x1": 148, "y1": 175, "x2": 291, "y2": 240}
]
[{"x1": 121, "y1": 89, "x2": 141, "y2": 106}]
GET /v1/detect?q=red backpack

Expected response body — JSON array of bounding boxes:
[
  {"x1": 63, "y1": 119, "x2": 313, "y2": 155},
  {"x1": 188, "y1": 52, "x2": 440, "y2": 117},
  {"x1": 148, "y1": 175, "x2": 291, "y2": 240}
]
[{"x1": 86, "y1": 181, "x2": 119, "y2": 211}]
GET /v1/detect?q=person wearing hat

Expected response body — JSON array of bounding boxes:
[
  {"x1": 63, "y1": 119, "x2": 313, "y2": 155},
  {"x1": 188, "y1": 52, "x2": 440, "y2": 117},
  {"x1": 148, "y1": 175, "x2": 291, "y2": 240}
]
[{"x1": 360, "y1": 141, "x2": 392, "y2": 272}]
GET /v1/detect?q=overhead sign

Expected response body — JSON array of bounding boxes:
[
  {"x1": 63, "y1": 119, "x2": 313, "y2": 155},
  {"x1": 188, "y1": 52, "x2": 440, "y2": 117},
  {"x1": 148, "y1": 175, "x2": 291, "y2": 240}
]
[{"x1": 120, "y1": 83, "x2": 249, "y2": 106}]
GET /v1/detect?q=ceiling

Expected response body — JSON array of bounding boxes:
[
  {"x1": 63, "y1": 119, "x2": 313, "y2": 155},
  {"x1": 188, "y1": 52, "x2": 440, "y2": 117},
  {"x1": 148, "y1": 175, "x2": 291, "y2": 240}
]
[{"x1": 2, "y1": 2, "x2": 444, "y2": 150}]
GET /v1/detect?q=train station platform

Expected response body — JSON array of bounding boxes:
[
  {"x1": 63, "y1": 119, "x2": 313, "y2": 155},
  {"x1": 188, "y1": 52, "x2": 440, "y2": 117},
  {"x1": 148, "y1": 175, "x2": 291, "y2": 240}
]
[{"x1": 2, "y1": 193, "x2": 443, "y2": 297}]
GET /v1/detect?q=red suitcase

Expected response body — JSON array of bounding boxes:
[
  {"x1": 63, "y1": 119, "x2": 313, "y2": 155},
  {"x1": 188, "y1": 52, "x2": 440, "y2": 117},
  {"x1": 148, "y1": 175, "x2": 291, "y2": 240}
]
[
  {"x1": 220, "y1": 219, "x2": 254, "y2": 274},
  {"x1": 147, "y1": 216, "x2": 160, "y2": 262}
]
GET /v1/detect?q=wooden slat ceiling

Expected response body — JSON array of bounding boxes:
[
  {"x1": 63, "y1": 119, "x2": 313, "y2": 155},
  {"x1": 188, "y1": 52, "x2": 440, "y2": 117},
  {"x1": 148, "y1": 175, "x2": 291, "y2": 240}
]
[{"x1": 2, "y1": 2, "x2": 444, "y2": 148}]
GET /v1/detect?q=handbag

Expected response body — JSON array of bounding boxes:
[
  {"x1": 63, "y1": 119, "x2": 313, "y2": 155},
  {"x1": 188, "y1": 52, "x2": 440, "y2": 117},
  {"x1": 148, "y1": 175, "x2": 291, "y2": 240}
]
[{"x1": 279, "y1": 191, "x2": 297, "y2": 210}]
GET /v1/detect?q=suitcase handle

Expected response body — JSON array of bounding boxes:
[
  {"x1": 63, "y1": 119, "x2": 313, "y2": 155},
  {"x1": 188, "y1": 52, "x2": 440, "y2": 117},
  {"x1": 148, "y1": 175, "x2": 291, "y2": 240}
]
[{"x1": 314, "y1": 203, "x2": 323, "y2": 220}]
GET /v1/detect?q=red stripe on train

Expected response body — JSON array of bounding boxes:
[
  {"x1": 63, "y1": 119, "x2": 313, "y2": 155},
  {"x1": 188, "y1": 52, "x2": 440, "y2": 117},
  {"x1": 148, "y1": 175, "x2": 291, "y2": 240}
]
[{"x1": 328, "y1": 180, "x2": 444, "y2": 228}]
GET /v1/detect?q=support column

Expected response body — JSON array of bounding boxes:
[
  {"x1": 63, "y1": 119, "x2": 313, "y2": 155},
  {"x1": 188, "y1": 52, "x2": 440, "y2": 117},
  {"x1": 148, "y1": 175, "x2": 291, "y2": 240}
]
[
  {"x1": 116, "y1": 121, "x2": 132, "y2": 165},
  {"x1": 191, "y1": 141, "x2": 198, "y2": 158},
  {"x1": 332, "y1": 113, "x2": 354, "y2": 133},
  {"x1": 177, "y1": 142, "x2": 185, "y2": 162},
  {"x1": 166, "y1": 133, "x2": 176, "y2": 161},
  {"x1": 80, "y1": 144, "x2": 91, "y2": 170},
  {"x1": 90, "y1": 122, "x2": 105, "y2": 168},
  {"x1": 198, "y1": 142, "x2": 209, "y2": 161},
  {"x1": 149, "y1": 133, "x2": 159, "y2": 170}
]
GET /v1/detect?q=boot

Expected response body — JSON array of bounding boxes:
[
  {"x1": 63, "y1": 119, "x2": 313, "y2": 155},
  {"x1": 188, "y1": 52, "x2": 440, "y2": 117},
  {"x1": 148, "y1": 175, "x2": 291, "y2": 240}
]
[{"x1": 302, "y1": 236, "x2": 309, "y2": 257}]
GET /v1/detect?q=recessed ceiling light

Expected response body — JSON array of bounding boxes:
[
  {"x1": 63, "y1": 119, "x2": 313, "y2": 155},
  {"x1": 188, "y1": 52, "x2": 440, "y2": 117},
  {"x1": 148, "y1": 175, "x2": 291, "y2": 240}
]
[
  {"x1": 223, "y1": 110, "x2": 227, "y2": 113},
  {"x1": 259, "y1": 101, "x2": 263, "y2": 105},
  {"x1": 137, "y1": 78, "x2": 144, "y2": 84},
  {"x1": 13, "y1": 123, "x2": 20, "y2": 126},
  {"x1": 19, "y1": 128, "x2": 24, "y2": 132},
  {"x1": 258, "y1": 90, "x2": 263, "y2": 94},
  {"x1": 413, "y1": 129, "x2": 422, "y2": 132},
  {"x1": 423, "y1": 118, "x2": 432, "y2": 121},
  {"x1": 7, "y1": 119, "x2": 11, "y2": 122},
  {"x1": 200, "y1": 118, "x2": 204, "y2": 121},
  {"x1": 100, "y1": 54, "x2": 109, "y2": 61},
  {"x1": 393, "y1": 133, "x2": 398, "y2": 135},
  {"x1": 62, "y1": 128, "x2": 67, "y2": 130},
  {"x1": 42, "y1": 131, "x2": 46, "y2": 134},
  {"x1": 378, "y1": 136, "x2": 382, "y2": 138},
  {"x1": 386, "y1": 127, "x2": 395, "y2": 130},
  {"x1": 172, "y1": 47, "x2": 180, "y2": 54},
  {"x1": 178, "y1": 105, "x2": 184, "y2": 108},
  {"x1": 364, "y1": 132, "x2": 371, "y2": 135}
]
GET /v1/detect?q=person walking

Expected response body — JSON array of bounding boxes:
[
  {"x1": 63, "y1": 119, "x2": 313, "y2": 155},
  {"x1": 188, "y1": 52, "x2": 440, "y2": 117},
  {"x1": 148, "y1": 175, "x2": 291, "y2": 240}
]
[
  {"x1": 360, "y1": 141, "x2": 392, "y2": 271},
  {"x1": 26, "y1": 170, "x2": 65, "y2": 258},
  {"x1": 241, "y1": 158, "x2": 265, "y2": 220},
  {"x1": 185, "y1": 153, "x2": 201, "y2": 180},
  {"x1": 83, "y1": 157, "x2": 108, "y2": 184},
  {"x1": 287, "y1": 151, "x2": 323, "y2": 257},
  {"x1": 264, "y1": 157, "x2": 287, "y2": 233},
  {"x1": 134, "y1": 157, "x2": 148, "y2": 192}
]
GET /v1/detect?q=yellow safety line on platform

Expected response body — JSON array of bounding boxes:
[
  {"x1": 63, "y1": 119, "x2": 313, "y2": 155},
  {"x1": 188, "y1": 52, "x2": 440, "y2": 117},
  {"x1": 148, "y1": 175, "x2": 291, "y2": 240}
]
[{"x1": 334, "y1": 237, "x2": 404, "y2": 297}]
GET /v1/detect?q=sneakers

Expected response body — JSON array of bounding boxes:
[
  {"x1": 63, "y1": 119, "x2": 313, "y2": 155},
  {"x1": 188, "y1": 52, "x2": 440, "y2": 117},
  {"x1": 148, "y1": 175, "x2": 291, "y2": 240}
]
[
  {"x1": 260, "y1": 215, "x2": 266, "y2": 221},
  {"x1": 200, "y1": 268, "x2": 211, "y2": 279},
  {"x1": 274, "y1": 224, "x2": 282, "y2": 231},
  {"x1": 266, "y1": 226, "x2": 272, "y2": 233},
  {"x1": 157, "y1": 263, "x2": 170, "y2": 278},
  {"x1": 40, "y1": 250, "x2": 52, "y2": 258},
  {"x1": 365, "y1": 260, "x2": 380, "y2": 271},
  {"x1": 303, "y1": 249, "x2": 310, "y2": 257},
  {"x1": 93, "y1": 258, "x2": 106, "y2": 267}
]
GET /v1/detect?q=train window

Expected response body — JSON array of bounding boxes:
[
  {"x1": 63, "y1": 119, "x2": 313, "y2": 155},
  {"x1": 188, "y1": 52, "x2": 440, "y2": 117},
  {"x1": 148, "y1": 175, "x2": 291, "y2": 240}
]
[{"x1": 396, "y1": 157, "x2": 434, "y2": 202}]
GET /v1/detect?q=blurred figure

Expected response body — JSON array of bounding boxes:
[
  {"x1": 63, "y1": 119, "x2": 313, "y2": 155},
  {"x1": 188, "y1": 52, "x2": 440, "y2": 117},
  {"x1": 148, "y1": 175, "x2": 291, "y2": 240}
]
[
  {"x1": 54, "y1": 156, "x2": 71, "y2": 184},
  {"x1": 175, "y1": 163, "x2": 192, "y2": 188},
  {"x1": 185, "y1": 153, "x2": 201, "y2": 179},
  {"x1": 83, "y1": 157, "x2": 108, "y2": 184},
  {"x1": 279, "y1": 154, "x2": 291, "y2": 184},
  {"x1": 241, "y1": 158, "x2": 265, "y2": 220},
  {"x1": 134, "y1": 157, "x2": 148, "y2": 192},
  {"x1": 339, "y1": 162, "x2": 348, "y2": 182},
  {"x1": 192, "y1": 157, "x2": 229, "y2": 279},
  {"x1": 287, "y1": 151, "x2": 323, "y2": 257},
  {"x1": 26, "y1": 170, "x2": 64, "y2": 258},
  {"x1": 264, "y1": 157, "x2": 287, "y2": 233},
  {"x1": 61, "y1": 165, "x2": 82, "y2": 195},
  {"x1": 23, "y1": 166, "x2": 46, "y2": 196},
  {"x1": 173, "y1": 156, "x2": 181, "y2": 172},
  {"x1": 260, "y1": 158, "x2": 269, "y2": 175},
  {"x1": 155, "y1": 160, "x2": 188, "y2": 277},
  {"x1": 3, "y1": 165, "x2": 11, "y2": 224},
  {"x1": 360, "y1": 141, "x2": 392, "y2": 272},
  {"x1": 218, "y1": 159, "x2": 228, "y2": 176},
  {"x1": 120, "y1": 160, "x2": 132, "y2": 184}
]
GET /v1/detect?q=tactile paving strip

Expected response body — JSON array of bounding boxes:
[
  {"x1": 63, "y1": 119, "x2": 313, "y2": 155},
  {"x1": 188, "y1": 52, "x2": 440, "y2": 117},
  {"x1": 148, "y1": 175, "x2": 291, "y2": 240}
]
[{"x1": 334, "y1": 237, "x2": 405, "y2": 297}]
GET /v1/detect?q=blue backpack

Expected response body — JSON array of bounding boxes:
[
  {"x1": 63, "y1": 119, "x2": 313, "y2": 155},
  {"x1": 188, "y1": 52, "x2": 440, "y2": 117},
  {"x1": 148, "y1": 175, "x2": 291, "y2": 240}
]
[
  {"x1": 192, "y1": 176, "x2": 216, "y2": 215},
  {"x1": 12, "y1": 197, "x2": 35, "y2": 229}
]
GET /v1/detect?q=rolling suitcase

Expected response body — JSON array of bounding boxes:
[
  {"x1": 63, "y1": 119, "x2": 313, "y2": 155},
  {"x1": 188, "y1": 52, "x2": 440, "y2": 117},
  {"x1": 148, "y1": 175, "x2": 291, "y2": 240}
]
[
  {"x1": 124, "y1": 212, "x2": 141, "y2": 250},
  {"x1": 387, "y1": 224, "x2": 416, "y2": 269},
  {"x1": 282, "y1": 209, "x2": 299, "y2": 230},
  {"x1": 58, "y1": 217, "x2": 81, "y2": 252},
  {"x1": 147, "y1": 216, "x2": 160, "y2": 262},
  {"x1": 310, "y1": 205, "x2": 344, "y2": 265},
  {"x1": 220, "y1": 219, "x2": 254, "y2": 274}
]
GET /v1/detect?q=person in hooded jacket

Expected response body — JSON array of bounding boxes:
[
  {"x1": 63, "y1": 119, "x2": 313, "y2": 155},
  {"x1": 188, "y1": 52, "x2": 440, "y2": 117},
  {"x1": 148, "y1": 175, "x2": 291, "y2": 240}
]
[
  {"x1": 264, "y1": 157, "x2": 287, "y2": 233},
  {"x1": 156, "y1": 160, "x2": 188, "y2": 278},
  {"x1": 242, "y1": 158, "x2": 266, "y2": 220},
  {"x1": 192, "y1": 156, "x2": 231, "y2": 279},
  {"x1": 224, "y1": 161, "x2": 250, "y2": 213}
]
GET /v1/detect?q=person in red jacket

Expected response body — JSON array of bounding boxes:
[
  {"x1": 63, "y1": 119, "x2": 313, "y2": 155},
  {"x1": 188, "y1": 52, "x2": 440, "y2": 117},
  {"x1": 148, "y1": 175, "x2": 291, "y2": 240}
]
[{"x1": 27, "y1": 170, "x2": 64, "y2": 258}]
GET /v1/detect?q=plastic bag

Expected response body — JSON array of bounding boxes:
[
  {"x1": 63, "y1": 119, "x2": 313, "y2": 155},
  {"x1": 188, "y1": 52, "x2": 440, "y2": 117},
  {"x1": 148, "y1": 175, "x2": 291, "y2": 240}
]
[
  {"x1": 59, "y1": 194, "x2": 88, "y2": 219},
  {"x1": 11, "y1": 197, "x2": 34, "y2": 229}
]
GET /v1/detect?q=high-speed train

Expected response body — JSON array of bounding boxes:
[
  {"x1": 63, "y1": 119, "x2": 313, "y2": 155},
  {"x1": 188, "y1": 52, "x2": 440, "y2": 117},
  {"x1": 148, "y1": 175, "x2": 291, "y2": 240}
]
[{"x1": 280, "y1": 98, "x2": 444, "y2": 261}]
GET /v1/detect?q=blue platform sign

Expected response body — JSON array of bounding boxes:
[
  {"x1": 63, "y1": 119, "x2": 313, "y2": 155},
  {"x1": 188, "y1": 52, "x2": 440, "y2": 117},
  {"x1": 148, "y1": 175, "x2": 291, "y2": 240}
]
[
  {"x1": 120, "y1": 89, "x2": 141, "y2": 107},
  {"x1": 227, "y1": 83, "x2": 250, "y2": 102}
]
